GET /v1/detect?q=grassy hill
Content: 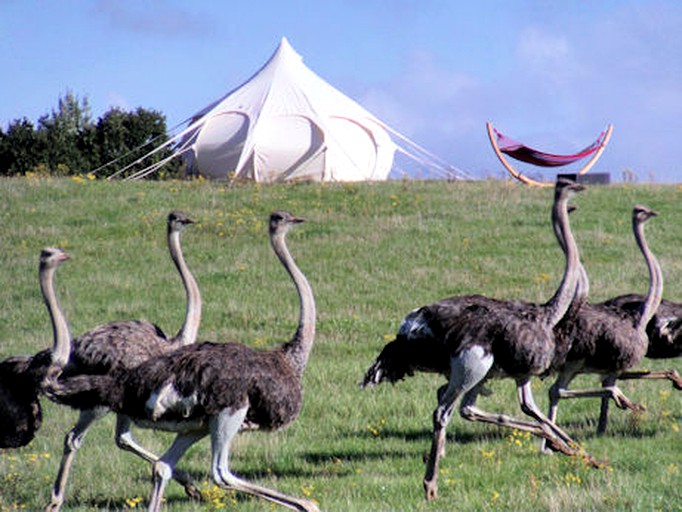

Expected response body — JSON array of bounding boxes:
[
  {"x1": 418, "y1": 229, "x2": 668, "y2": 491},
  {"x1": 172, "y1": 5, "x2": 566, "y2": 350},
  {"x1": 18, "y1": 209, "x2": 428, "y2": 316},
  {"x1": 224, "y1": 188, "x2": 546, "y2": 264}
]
[{"x1": 1, "y1": 176, "x2": 680, "y2": 511}]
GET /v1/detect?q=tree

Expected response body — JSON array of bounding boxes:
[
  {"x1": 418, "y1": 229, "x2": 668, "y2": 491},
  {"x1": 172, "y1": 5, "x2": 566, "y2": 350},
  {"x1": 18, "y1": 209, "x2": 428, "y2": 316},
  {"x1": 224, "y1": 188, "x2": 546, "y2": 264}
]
[
  {"x1": 95, "y1": 107, "x2": 181, "y2": 179},
  {"x1": 0, "y1": 118, "x2": 44, "y2": 176},
  {"x1": 0, "y1": 92, "x2": 181, "y2": 178},
  {"x1": 37, "y1": 91, "x2": 94, "y2": 174}
]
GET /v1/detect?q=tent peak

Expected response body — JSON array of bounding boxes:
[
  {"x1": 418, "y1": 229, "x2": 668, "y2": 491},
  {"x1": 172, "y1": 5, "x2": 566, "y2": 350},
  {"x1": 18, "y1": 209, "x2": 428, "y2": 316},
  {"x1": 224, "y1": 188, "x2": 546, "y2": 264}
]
[
  {"x1": 118, "y1": 38, "x2": 472, "y2": 182},
  {"x1": 272, "y1": 36, "x2": 302, "y2": 64}
]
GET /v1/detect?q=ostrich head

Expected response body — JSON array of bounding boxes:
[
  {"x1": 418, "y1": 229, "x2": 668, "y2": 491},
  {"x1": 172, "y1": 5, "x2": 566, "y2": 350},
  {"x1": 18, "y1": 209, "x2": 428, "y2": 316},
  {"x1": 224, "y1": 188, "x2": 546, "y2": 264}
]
[
  {"x1": 269, "y1": 210, "x2": 305, "y2": 237},
  {"x1": 40, "y1": 247, "x2": 70, "y2": 270},
  {"x1": 633, "y1": 204, "x2": 657, "y2": 224},
  {"x1": 554, "y1": 177, "x2": 586, "y2": 201},
  {"x1": 167, "y1": 210, "x2": 194, "y2": 235}
]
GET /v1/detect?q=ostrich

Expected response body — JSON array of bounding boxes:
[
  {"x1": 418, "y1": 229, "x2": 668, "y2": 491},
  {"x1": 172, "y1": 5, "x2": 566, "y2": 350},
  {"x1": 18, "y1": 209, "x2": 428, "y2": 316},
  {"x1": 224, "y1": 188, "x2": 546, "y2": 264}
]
[
  {"x1": 0, "y1": 355, "x2": 43, "y2": 448},
  {"x1": 44, "y1": 211, "x2": 319, "y2": 512},
  {"x1": 0, "y1": 248, "x2": 71, "y2": 448},
  {"x1": 601, "y1": 295, "x2": 682, "y2": 431},
  {"x1": 602, "y1": 294, "x2": 682, "y2": 384},
  {"x1": 362, "y1": 179, "x2": 599, "y2": 501},
  {"x1": 544, "y1": 205, "x2": 663, "y2": 437},
  {"x1": 47, "y1": 210, "x2": 203, "y2": 511},
  {"x1": 0, "y1": 211, "x2": 202, "y2": 510}
]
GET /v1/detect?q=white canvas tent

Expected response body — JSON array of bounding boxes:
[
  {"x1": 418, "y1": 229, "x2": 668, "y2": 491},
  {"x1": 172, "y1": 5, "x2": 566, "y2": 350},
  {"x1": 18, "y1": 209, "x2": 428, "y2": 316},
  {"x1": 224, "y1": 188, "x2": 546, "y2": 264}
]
[{"x1": 116, "y1": 38, "x2": 470, "y2": 182}]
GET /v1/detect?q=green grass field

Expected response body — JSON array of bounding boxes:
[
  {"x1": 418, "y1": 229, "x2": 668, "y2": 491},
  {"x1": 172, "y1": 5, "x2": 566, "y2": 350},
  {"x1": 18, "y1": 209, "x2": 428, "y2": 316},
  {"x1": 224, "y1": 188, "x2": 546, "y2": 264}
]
[{"x1": 0, "y1": 176, "x2": 680, "y2": 511}]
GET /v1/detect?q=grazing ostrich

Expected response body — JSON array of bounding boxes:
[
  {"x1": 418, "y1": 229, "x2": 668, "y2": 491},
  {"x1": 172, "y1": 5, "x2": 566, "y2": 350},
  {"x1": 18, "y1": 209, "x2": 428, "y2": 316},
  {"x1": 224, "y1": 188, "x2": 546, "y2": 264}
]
[
  {"x1": 544, "y1": 205, "x2": 663, "y2": 437},
  {"x1": 0, "y1": 248, "x2": 71, "y2": 448},
  {"x1": 362, "y1": 179, "x2": 598, "y2": 501},
  {"x1": 0, "y1": 211, "x2": 201, "y2": 510},
  {"x1": 44, "y1": 211, "x2": 319, "y2": 512}
]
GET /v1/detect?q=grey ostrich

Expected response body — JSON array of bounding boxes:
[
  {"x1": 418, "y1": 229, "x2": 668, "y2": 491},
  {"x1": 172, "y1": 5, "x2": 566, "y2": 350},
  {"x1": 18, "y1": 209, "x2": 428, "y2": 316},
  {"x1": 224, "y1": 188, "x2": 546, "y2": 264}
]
[
  {"x1": 544, "y1": 205, "x2": 663, "y2": 438},
  {"x1": 602, "y1": 295, "x2": 682, "y2": 430},
  {"x1": 362, "y1": 179, "x2": 598, "y2": 501},
  {"x1": 46, "y1": 210, "x2": 203, "y2": 511},
  {"x1": 602, "y1": 294, "x2": 682, "y2": 385},
  {"x1": 0, "y1": 248, "x2": 71, "y2": 448},
  {"x1": 44, "y1": 211, "x2": 319, "y2": 512},
  {"x1": 0, "y1": 211, "x2": 202, "y2": 510}
]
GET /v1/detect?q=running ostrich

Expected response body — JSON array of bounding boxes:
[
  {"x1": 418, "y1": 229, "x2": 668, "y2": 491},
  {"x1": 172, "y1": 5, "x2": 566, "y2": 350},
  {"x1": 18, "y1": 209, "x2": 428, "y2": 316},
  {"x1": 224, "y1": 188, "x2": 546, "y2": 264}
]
[
  {"x1": 601, "y1": 295, "x2": 682, "y2": 430},
  {"x1": 362, "y1": 179, "x2": 599, "y2": 501},
  {"x1": 543, "y1": 205, "x2": 663, "y2": 439},
  {"x1": 0, "y1": 355, "x2": 43, "y2": 448},
  {"x1": 47, "y1": 210, "x2": 203, "y2": 511},
  {"x1": 602, "y1": 294, "x2": 682, "y2": 386},
  {"x1": 0, "y1": 248, "x2": 71, "y2": 448},
  {"x1": 44, "y1": 211, "x2": 319, "y2": 512},
  {"x1": 0, "y1": 211, "x2": 202, "y2": 510}
]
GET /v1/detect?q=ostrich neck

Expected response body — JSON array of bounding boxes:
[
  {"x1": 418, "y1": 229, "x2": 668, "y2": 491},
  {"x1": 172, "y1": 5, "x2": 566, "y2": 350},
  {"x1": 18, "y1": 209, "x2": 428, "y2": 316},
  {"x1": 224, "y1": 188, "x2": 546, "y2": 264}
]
[
  {"x1": 544, "y1": 193, "x2": 580, "y2": 327},
  {"x1": 633, "y1": 217, "x2": 663, "y2": 331},
  {"x1": 169, "y1": 229, "x2": 202, "y2": 346},
  {"x1": 274, "y1": 231, "x2": 316, "y2": 378},
  {"x1": 552, "y1": 207, "x2": 589, "y2": 307},
  {"x1": 41, "y1": 264, "x2": 70, "y2": 368}
]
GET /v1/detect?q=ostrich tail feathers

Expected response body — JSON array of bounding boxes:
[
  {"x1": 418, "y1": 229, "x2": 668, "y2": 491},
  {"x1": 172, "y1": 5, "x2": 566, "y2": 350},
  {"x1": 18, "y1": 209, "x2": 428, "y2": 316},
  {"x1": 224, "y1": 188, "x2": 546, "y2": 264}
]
[
  {"x1": 43, "y1": 373, "x2": 117, "y2": 411},
  {"x1": 360, "y1": 338, "x2": 417, "y2": 388},
  {"x1": 0, "y1": 356, "x2": 44, "y2": 448}
]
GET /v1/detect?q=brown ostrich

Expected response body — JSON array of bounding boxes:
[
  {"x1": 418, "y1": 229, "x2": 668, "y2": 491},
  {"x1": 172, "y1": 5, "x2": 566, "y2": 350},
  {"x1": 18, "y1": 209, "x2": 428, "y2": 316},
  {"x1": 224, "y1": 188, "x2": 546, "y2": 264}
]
[
  {"x1": 544, "y1": 205, "x2": 663, "y2": 438},
  {"x1": 0, "y1": 211, "x2": 202, "y2": 511},
  {"x1": 0, "y1": 248, "x2": 70, "y2": 448},
  {"x1": 0, "y1": 356, "x2": 44, "y2": 448},
  {"x1": 44, "y1": 211, "x2": 319, "y2": 512},
  {"x1": 601, "y1": 295, "x2": 682, "y2": 431},
  {"x1": 47, "y1": 210, "x2": 202, "y2": 511},
  {"x1": 362, "y1": 179, "x2": 599, "y2": 501},
  {"x1": 602, "y1": 294, "x2": 682, "y2": 383}
]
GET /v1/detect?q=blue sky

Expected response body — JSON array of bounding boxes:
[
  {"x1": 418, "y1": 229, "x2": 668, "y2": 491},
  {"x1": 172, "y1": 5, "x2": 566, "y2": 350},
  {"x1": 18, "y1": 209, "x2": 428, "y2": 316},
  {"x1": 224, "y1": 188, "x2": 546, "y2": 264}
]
[{"x1": 1, "y1": 0, "x2": 680, "y2": 182}]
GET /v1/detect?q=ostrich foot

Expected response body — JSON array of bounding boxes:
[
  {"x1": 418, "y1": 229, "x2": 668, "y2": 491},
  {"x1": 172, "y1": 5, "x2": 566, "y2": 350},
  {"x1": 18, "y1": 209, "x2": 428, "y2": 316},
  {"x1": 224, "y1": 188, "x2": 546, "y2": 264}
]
[
  {"x1": 612, "y1": 390, "x2": 645, "y2": 412},
  {"x1": 543, "y1": 437, "x2": 606, "y2": 469},
  {"x1": 183, "y1": 482, "x2": 203, "y2": 501},
  {"x1": 170, "y1": 467, "x2": 203, "y2": 500},
  {"x1": 579, "y1": 451, "x2": 608, "y2": 469},
  {"x1": 669, "y1": 370, "x2": 682, "y2": 390},
  {"x1": 423, "y1": 479, "x2": 438, "y2": 501}
]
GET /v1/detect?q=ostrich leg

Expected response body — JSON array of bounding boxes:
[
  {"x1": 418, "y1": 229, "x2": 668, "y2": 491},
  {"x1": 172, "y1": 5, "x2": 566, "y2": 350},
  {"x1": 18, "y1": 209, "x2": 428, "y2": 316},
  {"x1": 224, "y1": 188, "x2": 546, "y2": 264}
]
[
  {"x1": 618, "y1": 369, "x2": 682, "y2": 390},
  {"x1": 423, "y1": 346, "x2": 494, "y2": 501},
  {"x1": 47, "y1": 409, "x2": 106, "y2": 512},
  {"x1": 209, "y1": 408, "x2": 320, "y2": 512}
]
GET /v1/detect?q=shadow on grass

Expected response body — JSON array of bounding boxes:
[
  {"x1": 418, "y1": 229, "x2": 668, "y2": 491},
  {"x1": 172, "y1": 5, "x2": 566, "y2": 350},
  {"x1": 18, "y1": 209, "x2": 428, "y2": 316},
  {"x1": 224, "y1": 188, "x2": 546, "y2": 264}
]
[
  {"x1": 354, "y1": 425, "x2": 509, "y2": 444},
  {"x1": 73, "y1": 467, "x2": 316, "y2": 510},
  {"x1": 299, "y1": 426, "x2": 509, "y2": 468},
  {"x1": 556, "y1": 415, "x2": 661, "y2": 441},
  {"x1": 76, "y1": 490, "x2": 263, "y2": 510}
]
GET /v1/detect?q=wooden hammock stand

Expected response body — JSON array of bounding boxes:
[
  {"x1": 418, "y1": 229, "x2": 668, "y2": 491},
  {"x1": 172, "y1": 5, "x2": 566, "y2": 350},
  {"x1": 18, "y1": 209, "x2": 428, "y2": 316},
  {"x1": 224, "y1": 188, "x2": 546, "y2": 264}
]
[{"x1": 486, "y1": 122, "x2": 613, "y2": 187}]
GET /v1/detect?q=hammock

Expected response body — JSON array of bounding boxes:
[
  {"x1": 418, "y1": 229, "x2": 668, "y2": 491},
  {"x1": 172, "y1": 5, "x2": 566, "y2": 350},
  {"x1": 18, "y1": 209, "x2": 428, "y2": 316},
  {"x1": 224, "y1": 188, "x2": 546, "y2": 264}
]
[{"x1": 487, "y1": 122, "x2": 613, "y2": 186}]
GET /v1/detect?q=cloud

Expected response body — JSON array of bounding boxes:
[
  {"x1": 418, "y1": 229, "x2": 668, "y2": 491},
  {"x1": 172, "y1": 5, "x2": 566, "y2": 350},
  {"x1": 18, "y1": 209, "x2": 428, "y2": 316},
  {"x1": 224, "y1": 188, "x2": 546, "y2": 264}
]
[
  {"x1": 104, "y1": 92, "x2": 130, "y2": 112},
  {"x1": 361, "y1": 49, "x2": 481, "y2": 137},
  {"x1": 517, "y1": 29, "x2": 571, "y2": 72},
  {"x1": 360, "y1": 3, "x2": 682, "y2": 182},
  {"x1": 93, "y1": 0, "x2": 210, "y2": 38}
]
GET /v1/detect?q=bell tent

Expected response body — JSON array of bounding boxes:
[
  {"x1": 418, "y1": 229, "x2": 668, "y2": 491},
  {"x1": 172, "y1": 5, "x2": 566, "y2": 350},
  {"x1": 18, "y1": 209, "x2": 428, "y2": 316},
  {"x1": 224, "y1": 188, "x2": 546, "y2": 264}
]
[{"x1": 116, "y1": 38, "x2": 469, "y2": 182}]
